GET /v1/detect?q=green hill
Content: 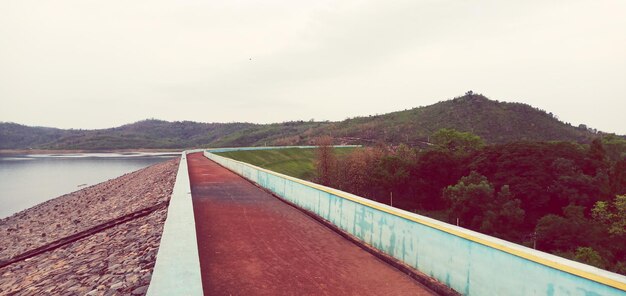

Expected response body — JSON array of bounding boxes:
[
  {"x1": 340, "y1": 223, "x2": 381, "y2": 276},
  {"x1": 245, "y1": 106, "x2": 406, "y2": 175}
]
[
  {"x1": 215, "y1": 147, "x2": 356, "y2": 180},
  {"x1": 308, "y1": 94, "x2": 595, "y2": 145},
  {"x1": 0, "y1": 123, "x2": 73, "y2": 149},
  {"x1": 39, "y1": 120, "x2": 259, "y2": 150},
  {"x1": 0, "y1": 94, "x2": 615, "y2": 150}
]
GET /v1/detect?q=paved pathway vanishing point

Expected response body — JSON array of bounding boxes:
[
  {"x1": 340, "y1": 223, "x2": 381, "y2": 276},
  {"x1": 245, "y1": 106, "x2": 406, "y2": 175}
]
[{"x1": 188, "y1": 152, "x2": 435, "y2": 295}]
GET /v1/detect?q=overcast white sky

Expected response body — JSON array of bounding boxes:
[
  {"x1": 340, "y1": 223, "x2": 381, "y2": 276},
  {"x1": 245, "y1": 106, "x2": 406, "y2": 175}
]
[{"x1": 1, "y1": 0, "x2": 625, "y2": 133}]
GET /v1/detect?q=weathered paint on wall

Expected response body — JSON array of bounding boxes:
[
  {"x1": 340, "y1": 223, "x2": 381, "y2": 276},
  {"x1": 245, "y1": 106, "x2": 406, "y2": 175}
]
[
  {"x1": 205, "y1": 149, "x2": 626, "y2": 296},
  {"x1": 147, "y1": 151, "x2": 203, "y2": 296}
]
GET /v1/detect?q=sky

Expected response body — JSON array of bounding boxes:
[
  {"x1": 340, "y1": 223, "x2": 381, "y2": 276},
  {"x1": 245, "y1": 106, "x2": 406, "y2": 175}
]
[{"x1": 1, "y1": 0, "x2": 625, "y2": 134}]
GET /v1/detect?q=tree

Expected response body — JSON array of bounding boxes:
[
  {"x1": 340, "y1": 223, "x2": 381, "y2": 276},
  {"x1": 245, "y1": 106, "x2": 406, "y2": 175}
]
[
  {"x1": 602, "y1": 134, "x2": 626, "y2": 162},
  {"x1": 444, "y1": 173, "x2": 525, "y2": 240},
  {"x1": 341, "y1": 149, "x2": 373, "y2": 197},
  {"x1": 535, "y1": 204, "x2": 607, "y2": 253},
  {"x1": 314, "y1": 136, "x2": 337, "y2": 186},
  {"x1": 611, "y1": 160, "x2": 626, "y2": 195},
  {"x1": 372, "y1": 156, "x2": 409, "y2": 193},
  {"x1": 548, "y1": 158, "x2": 598, "y2": 209},
  {"x1": 444, "y1": 171, "x2": 494, "y2": 228},
  {"x1": 589, "y1": 138, "x2": 607, "y2": 163},
  {"x1": 486, "y1": 185, "x2": 525, "y2": 240},
  {"x1": 574, "y1": 247, "x2": 607, "y2": 269},
  {"x1": 413, "y1": 150, "x2": 467, "y2": 210},
  {"x1": 469, "y1": 141, "x2": 602, "y2": 225},
  {"x1": 431, "y1": 128, "x2": 484, "y2": 155},
  {"x1": 592, "y1": 195, "x2": 626, "y2": 235}
]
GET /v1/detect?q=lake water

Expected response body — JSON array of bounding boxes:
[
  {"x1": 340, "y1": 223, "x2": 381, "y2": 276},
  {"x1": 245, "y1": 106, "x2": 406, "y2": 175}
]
[{"x1": 0, "y1": 152, "x2": 180, "y2": 219}]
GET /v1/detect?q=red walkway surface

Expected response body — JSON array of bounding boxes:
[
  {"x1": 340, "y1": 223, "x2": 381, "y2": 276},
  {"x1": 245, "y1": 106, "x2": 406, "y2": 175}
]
[{"x1": 188, "y1": 153, "x2": 435, "y2": 295}]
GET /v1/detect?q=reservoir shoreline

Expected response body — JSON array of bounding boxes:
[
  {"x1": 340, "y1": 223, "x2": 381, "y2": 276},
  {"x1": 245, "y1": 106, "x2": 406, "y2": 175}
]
[{"x1": 0, "y1": 149, "x2": 183, "y2": 156}]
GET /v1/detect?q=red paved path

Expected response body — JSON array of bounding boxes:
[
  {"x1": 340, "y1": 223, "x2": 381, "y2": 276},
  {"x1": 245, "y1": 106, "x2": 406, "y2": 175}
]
[{"x1": 188, "y1": 153, "x2": 435, "y2": 295}]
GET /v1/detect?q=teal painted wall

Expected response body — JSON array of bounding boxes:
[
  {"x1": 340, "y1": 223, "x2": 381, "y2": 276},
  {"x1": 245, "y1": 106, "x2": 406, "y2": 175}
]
[{"x1": 205, "y1": 150, "x2": 626, "y2": 296}]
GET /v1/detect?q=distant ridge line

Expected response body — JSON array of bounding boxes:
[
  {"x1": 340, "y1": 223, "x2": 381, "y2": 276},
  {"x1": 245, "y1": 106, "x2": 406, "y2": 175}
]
[{"x1": 2, "y1": 94, "x2": 622, "y2": 150}]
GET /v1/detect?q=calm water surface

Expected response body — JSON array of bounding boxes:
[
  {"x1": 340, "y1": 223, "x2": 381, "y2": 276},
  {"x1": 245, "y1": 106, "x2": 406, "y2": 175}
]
[{"x1": 0, "y1": 152, "x2": 180, "y2": 219}]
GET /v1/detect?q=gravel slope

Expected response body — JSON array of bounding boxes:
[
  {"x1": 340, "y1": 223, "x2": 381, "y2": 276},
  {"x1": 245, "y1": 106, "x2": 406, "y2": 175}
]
[{"x1": 0, "y1": 158, "x2": 179, "y2": 295}]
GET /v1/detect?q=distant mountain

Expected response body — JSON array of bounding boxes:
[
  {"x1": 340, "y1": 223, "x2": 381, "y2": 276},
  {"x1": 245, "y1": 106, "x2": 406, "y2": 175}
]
[
  {"x1": 0, "y1": 94, "x2": 615, "y2": 150},
  {"x1": 0, "y1": 123, "x2": 74, "y2": 149},
  {"x1": 316, "y1": 94, "x2": 598, "y2": 145},
  {"x1": 40, "y1": 120, "x2": 259, "y2": 150}
]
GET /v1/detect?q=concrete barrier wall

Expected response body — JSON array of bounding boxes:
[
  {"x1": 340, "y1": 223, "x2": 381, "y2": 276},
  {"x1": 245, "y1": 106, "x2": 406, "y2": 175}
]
[
  {"x1": 147, "y1": 151, "x2": 203, "y2": 296},
  {"x1": 205, "y1": 150, "x2": 626, "y2": 296}
]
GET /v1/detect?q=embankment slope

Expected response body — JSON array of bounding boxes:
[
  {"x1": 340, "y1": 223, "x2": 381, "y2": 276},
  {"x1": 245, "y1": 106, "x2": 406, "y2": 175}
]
[{"x1": 0, "y1": 159, "x2": 178, "y2": 295}]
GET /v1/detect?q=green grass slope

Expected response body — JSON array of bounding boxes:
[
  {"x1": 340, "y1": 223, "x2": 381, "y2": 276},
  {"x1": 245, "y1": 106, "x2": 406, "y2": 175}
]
[{"x1": 216, "y1": 147, "x2": 356, "y2": 180}]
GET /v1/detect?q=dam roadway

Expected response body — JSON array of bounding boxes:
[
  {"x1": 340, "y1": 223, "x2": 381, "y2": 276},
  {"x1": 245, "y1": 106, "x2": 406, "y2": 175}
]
[{"x1": 187, "y1": 152, "x2": 435, "y2": 295}]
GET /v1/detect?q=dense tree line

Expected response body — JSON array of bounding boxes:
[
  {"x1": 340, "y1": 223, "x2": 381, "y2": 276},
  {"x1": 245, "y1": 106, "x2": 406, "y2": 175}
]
[{"x1": 314, "y1": 131, "x2": 626, "y2": 274}]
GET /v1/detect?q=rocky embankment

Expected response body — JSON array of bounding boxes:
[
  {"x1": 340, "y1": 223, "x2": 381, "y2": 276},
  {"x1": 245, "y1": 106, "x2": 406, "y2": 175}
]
[{"x1": 0, "y1": 158, "x2": 179, "y2": 295}]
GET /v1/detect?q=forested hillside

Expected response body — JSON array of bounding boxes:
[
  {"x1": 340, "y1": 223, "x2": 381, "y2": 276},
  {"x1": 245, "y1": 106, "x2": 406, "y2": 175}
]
[
  {"x1": 0, "y1": 94, "x2": 614, "y2": 150},
  {"x1": 313, "y1": 132, "x2": 626, "y2": 274},
  {"x1": 319, "y1": 93, "x2": 595, "y2": 144},
  {"x1": 40, "y1": 120, "x2": 260, "y2": 150},
  {"x1": 0, "y1": 123, "x2": 73, "y2": 149}
]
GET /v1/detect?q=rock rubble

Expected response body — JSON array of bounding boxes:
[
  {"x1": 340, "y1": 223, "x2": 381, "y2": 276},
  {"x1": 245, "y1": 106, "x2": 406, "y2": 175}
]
[{"x1": 0, "y1": 158, "x2": 179, "y2": 295}]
